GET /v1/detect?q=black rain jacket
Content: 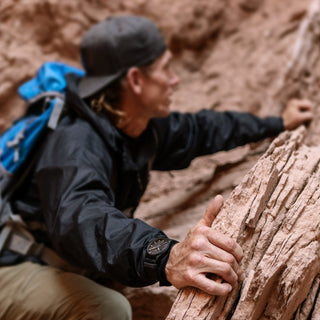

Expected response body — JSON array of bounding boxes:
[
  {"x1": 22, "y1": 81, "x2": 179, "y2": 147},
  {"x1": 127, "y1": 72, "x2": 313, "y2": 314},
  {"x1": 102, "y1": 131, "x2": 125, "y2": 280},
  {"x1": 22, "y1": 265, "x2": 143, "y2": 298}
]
[{"x1": 9, "y1": 74, "x2": 284, "y2": 287}]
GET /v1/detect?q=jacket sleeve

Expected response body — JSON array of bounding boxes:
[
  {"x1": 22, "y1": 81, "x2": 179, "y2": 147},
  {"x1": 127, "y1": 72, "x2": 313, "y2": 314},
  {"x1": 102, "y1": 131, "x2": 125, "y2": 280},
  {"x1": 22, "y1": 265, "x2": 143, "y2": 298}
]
[
  {"x1": 151, "y1": 109, "x2": 284, "y2": 170},
  {"x1": 35, "y1": 122, "x2": 170, "y2": 287}
]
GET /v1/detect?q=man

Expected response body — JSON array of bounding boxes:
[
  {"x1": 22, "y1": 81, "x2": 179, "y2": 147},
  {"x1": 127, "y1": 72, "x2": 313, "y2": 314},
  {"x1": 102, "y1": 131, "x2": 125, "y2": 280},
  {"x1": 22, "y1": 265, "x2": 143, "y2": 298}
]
[{"x1": 0, "y1": 15, "x2": 313, "y2": 319}]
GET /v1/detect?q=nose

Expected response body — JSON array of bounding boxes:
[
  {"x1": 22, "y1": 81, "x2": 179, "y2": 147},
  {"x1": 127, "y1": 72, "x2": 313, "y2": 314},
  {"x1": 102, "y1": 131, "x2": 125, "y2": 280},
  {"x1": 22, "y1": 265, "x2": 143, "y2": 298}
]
[{"x1": 170, "y1": 69, "x2": 180, "y2": 88}]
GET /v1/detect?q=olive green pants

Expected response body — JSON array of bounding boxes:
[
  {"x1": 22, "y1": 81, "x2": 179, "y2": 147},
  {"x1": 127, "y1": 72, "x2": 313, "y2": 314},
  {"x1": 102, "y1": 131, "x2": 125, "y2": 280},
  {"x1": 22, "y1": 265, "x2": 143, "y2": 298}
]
[{"x1": 0, "y1": 262, "x2": 132, "y2": 320}]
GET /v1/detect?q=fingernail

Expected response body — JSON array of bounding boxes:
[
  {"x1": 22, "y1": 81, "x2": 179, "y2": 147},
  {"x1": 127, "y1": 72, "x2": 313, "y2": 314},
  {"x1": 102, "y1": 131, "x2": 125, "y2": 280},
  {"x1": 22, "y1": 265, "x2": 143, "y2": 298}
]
[{"x1": 240, "y1": 272, "x2": 245, "y2": 281}]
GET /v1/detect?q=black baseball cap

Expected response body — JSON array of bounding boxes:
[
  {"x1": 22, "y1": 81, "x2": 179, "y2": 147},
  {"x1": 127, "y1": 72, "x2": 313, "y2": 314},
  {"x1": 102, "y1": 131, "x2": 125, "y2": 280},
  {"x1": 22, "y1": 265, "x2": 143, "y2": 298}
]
[{"x1": 78, "y1": 15, "x2": 167, "y2": 98}]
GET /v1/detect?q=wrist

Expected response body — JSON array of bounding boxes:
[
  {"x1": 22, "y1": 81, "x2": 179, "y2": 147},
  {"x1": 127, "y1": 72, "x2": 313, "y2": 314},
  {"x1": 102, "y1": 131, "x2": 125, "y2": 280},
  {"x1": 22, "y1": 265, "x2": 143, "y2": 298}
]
[
  {"x1": 143, "y1": 238, "x2": 178, "y2": 286},
  {"x1": 164, "y1": 241, "x2": 180, "y2": 287},
  {"x1": 158, "y1": 240, "x2": 178, "y2": 286}
]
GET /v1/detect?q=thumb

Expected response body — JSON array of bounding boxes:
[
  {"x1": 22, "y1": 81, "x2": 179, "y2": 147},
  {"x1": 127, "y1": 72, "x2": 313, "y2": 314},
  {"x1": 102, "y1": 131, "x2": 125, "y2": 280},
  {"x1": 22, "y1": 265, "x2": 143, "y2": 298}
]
[{"x1": 199, "y1": 195, "x2": 224, "y2": 227}]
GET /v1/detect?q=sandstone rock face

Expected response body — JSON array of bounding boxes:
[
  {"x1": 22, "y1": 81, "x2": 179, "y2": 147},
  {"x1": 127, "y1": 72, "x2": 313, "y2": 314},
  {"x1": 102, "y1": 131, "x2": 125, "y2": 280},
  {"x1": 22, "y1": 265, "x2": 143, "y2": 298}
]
[
  {"x1": 1, "y1": 0, "x2": 320, "y2": 319},
  {"x1": 166, "y1": 126, "x2": 320, "y2": 319}
]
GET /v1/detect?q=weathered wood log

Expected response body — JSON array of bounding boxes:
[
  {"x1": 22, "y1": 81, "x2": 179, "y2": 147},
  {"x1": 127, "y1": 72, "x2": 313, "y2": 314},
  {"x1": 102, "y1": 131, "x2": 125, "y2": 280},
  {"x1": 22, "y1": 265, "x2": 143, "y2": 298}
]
[
  {"x1": 166, "y1": 0, "x2": 320, "y2": 318},
  {"x1": 166, "y1": 126, "x2": 320, "y2": 319}
]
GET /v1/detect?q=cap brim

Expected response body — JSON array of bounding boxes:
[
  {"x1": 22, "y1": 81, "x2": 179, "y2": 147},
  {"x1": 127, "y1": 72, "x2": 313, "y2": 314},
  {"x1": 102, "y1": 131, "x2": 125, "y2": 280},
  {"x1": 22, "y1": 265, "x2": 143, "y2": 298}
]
[{"x1": 78, "y1": 71, "x2": 123, "y2": 98}]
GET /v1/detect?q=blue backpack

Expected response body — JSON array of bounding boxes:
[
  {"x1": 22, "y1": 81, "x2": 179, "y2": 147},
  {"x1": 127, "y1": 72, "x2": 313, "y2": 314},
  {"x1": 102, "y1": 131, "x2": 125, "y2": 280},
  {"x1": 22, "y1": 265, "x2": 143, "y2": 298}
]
[{"x1": 0, "y1": 61, "x2": 84, "y2": 204}]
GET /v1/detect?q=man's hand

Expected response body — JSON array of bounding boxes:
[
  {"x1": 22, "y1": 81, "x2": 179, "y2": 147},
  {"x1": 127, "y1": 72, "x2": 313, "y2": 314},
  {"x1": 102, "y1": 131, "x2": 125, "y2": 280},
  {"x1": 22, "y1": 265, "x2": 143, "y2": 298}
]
[
  {"x1": 282, "y1": 99, "x2": 314, "y2": 130},
  {"x1": 165, "y1": 195, "x2": 244, "y2": 296}
]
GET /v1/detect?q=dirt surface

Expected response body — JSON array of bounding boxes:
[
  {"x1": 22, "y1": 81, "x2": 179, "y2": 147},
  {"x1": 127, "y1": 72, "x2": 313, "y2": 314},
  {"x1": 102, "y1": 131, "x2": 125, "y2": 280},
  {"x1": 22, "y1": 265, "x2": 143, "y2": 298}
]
[{"x1": 1, "y1": 0, "x2": 319, "y2": 319}]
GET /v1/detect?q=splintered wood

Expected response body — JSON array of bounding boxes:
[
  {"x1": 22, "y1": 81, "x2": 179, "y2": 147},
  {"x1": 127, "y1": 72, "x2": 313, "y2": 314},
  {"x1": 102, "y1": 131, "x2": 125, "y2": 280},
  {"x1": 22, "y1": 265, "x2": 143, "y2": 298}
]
[
  {"x1": 166, "y1": 126, "x2": 320, "y2": 320},
  {"x1": 166, "y1": 0, "x2": 320, "y2": 318}
]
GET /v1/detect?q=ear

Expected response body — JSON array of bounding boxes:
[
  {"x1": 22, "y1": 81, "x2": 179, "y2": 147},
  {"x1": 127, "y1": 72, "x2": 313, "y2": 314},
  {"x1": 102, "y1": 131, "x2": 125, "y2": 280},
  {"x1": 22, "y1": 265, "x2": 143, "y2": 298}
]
[{"x1": 126, "y1": 67, "x2": 144, "y2": 95}]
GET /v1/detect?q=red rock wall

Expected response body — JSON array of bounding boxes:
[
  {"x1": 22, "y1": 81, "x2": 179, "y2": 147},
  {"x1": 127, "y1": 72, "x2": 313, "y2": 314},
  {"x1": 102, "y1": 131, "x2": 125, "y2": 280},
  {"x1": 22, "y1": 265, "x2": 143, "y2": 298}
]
[{"x1": 1, "y1": 1, "x2": 319, "y2": 319}]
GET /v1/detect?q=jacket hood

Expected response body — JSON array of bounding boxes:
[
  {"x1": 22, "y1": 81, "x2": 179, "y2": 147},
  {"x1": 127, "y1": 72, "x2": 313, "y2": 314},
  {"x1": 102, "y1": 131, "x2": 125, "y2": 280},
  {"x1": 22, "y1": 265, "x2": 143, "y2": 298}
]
[
  {"x1": 65, "y1": 73, "x2": 123, "y2": 153},
  {"x1": 65, "y1": 73, "x2": 157, "y2": 172}
]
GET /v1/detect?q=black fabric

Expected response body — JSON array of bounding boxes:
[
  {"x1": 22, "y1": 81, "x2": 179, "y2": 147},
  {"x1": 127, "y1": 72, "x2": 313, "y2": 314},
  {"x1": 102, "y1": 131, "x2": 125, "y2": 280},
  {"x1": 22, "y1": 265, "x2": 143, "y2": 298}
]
[
  {"x1": 151, "y1": 110, "x2": 284, "y2": 170},
  {"x1": 0, "y1": 249, "x2": 43, "y2": 266},
  {"x1": 8, "y1": 74, "x2": 284, "y2": 287}
]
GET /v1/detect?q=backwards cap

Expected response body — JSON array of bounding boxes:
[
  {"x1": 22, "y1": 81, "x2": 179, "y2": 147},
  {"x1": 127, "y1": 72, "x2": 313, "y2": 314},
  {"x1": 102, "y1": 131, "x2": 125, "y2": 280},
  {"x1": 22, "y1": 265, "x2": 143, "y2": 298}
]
[{"x1": 78, "y1": 15, "x2": 166, "y2": 98}]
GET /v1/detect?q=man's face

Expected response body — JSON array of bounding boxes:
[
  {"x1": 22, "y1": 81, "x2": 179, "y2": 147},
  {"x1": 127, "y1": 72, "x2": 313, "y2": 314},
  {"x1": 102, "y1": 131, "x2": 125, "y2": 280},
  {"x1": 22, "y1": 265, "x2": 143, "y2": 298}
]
[{"x1": 138, "y1": 50, "x2": 180, "y2": 118}]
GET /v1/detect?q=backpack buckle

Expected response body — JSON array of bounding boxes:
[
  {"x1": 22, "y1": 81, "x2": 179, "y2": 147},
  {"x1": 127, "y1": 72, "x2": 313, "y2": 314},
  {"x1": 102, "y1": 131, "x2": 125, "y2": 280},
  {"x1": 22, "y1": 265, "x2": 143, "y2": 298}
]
[{"x1": 0, "y1": 223, "x2": 34, "y2": 255}]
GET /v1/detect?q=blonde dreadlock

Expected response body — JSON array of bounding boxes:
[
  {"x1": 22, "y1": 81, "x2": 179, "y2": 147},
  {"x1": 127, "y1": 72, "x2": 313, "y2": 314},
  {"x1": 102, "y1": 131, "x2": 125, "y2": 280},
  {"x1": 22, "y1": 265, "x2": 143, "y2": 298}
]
[
  {"x1": 90, "y1": 76, "x2": 126, "y2": 126},
  {"x1": 89, "y1": 64, "x2": 154, "y2": 126}
]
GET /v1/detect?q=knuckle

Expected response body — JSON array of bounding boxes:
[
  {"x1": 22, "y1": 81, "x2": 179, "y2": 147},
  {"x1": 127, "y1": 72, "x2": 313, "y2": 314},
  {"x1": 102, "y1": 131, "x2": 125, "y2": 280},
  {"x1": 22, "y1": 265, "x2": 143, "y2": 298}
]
[
  {"x1": 189, "y1": 252, "x2": 204, "y2": 266},
  {"x1": 204, "y1": 283, "x2": 218, "y2": 295},
  {"x1": 225, "y1": 238, "x2": 237, "y2": 252},
  {"x1": 195, "y1": 225, "x2": 208, "y2": 235},
  {"x1": 224, "y1": 254, "x2": 236, "y2": 266},
  {"x1": 205, "y1": 282, "x2": 231, "y2": 296},
  {"x1": 183, "y1": 269, "x2": 195, "y2": 283},
  {"x1": 190, "y1": 236, "x2": 206, "y2": 251},
  {"x1": 221, "y1": 262, "x2": 233, "y2": 276}
]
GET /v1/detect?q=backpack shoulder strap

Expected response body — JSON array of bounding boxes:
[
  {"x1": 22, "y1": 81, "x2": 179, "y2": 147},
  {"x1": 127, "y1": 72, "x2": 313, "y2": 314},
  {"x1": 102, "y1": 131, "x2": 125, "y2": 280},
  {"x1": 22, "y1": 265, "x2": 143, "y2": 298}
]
[{"x1": 47, "y1": 95, "x2": 65, "y2": 130}]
